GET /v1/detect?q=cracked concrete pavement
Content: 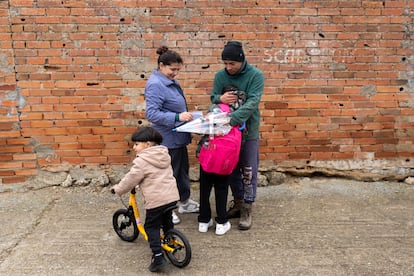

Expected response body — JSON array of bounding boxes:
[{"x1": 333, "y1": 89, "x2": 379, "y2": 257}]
[{"x1": 0, "y1": 177, "x2": 413, "y2": 275}]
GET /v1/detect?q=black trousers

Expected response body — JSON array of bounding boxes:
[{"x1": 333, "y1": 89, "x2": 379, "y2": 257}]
[
  {"x1": 198, "y1": 167, "x2": 229, "y2": 225},
  {"x1": 144, "y1": 201, "x2": 177, "y2": 255},
  {"x1": 169, "y1": 147, "x2": 190, "y2": 202}
]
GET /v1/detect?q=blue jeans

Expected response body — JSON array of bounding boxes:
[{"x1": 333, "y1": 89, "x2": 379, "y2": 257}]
[{"x1": 228, "y1": 139, "x2": 259, "y2": 203}]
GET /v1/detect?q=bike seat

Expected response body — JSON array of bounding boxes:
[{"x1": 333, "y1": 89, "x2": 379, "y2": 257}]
[{"x1": 163, "y1": 204, "x2": 178, "y2": 214}]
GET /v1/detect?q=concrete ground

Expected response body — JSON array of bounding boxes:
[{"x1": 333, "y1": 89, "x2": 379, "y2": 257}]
[{"x1": 0, "y1": 177, "x2": 413, "y2": 276}]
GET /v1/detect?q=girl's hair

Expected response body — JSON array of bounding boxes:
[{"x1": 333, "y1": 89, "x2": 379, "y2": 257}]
[
  {"x1": 221, "y1": 84, "x2": 246, "y2": 111},
  {"x1": 222, "y1": 84, "x2": 239, "y2": 94},
  {"x1": 156, "y1": 46, "x2": 183, "y2": 66},
  {"x1": 131, "y1": 127, "x2": 163, "y2": 145}
]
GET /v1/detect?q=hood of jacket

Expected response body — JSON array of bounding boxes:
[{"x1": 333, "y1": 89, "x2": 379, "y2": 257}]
[{"x1": 137, "y1": 145, "x2": 171, "y2": 169}]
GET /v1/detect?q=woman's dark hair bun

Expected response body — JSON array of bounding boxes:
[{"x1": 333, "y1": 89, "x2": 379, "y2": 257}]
[
  {"x1": 156, "y1": 46, "x2": 169, "y2": 55},
  {"x1": 156, "y1": 46, "x2": 183, "y2": 66}
]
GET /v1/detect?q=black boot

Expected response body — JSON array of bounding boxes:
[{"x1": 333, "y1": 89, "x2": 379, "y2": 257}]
[
  {"x1": 227, "y1": 199, "x2": 243, "y2": 219},
  {"x1": 148, "y1": 252, "x2": 168, "y2": 272}
]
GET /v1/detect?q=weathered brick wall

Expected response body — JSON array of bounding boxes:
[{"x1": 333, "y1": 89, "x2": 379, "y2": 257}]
[{"x1": 1, "y1": 0, "x2": 413, "y2": 184}]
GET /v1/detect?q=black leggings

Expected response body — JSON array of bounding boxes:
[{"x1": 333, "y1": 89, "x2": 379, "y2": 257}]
[{"x1": 198, "y1": 167, "x2": 229, "y2": 225}]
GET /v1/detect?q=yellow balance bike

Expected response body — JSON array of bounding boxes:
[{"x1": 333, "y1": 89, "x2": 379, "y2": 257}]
[{"x1": 111, "y1": 187, "x2": 191, "y2": 268}]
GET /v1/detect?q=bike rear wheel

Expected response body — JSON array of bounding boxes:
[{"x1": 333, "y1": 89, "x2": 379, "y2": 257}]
[
  {"x1": 112, "y1": 208, "x2": 139, "y2": 242},
  {"x1": 163, "y1": 229, "x2": 191, "y2": 268}
]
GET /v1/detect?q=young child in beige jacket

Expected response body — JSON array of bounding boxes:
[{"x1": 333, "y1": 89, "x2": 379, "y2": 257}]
[{"x1": 111, "y1": 126, "x2": 179, "y2": 273}]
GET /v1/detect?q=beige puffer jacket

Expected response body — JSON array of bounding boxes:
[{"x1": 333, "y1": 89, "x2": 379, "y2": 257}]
[{"x1": 112, "y1": 145, "x2": 179, "y2": 210}]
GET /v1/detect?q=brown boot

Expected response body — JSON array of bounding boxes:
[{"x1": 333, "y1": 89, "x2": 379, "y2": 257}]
[
  {"x1": 238, "y1": 203, "x2": 252, "y2": 230},
  {"x1": 227, "y1": 199, "x2": 243, "y2": 219}
]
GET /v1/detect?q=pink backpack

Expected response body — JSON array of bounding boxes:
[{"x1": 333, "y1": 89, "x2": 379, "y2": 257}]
[{"x1": 198, "y1": 104, "x2": 242, "y2": 175}]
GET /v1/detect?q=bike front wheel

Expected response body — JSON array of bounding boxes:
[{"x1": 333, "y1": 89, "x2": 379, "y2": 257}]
[
  {"x1": 163, "y1": 229, "x2": 191, "y2": 268},
  {"x1": 112, "y1": 208, "x2": 139, "y2": 242}
]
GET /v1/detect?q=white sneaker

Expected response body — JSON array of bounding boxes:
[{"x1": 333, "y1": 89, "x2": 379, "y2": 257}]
[
  {"x1": 198, "y1": 219, "x2": 214, "y2": 233},
  {"x1": 178, "y1": 199, "x2": 200, "y2": 214},
  {"x1": 215, "y1": 221, "x2": 231, "y2": 235},
  {"x1": 172, "y1": 211, "x2": 180, "y2": 224}
]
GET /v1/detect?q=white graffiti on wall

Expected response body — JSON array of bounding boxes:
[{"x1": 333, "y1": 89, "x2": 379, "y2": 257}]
[{"x1": 263, "y1": 49, "x2": 310, "y2": 63}]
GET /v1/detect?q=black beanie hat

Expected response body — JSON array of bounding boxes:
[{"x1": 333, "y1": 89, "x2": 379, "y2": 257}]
[{"x1": 221, "y1": 41, "x2": 245, "y2": 62}]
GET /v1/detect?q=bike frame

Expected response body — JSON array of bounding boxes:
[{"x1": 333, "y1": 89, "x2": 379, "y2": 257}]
[{"x1": 128, "y1": 188, "x2": 148, "y2": 240}]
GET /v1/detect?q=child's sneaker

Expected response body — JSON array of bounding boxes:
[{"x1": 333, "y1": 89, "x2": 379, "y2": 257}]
[
  {"x1": 215, "y1": 221, "x2": 231, "y2": 235},
  {"x1": 178, "y1": 199, "x2": 200, "y2": 214},
  {"x1": 148, "y1": 253, "x2": 168, "y2": 272},
  {"x1": 198, "y1": 219, "x2": 214, "y2": 233},
  {"x1": 172, "y1": 210, "x2": 180, "y2": 224}
]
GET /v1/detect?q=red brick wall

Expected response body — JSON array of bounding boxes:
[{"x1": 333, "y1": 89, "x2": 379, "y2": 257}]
[{"x1": 1, "y1": 0, "x2": 413, "y2": 184}]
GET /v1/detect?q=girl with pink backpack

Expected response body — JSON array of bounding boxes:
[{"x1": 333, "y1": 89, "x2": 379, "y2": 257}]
[{"x1": 197, "y1": 85, "x2": 245, "y2": 235}]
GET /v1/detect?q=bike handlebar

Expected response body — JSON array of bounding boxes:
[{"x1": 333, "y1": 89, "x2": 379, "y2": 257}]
[{"x1": 110, "y1": 187, "x2": 136, "y2": 195}]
